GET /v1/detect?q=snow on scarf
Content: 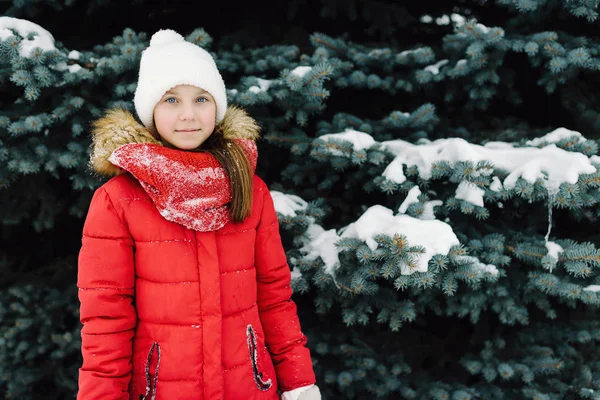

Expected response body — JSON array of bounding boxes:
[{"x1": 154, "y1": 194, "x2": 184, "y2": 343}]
[{"x1": 108, "y1": 139, "x2": 258, "y2": 232}]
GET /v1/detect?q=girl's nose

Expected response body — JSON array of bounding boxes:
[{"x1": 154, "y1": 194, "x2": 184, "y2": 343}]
[{"x1": 179, "y1": 104, "x2": 195, "y2": 120}]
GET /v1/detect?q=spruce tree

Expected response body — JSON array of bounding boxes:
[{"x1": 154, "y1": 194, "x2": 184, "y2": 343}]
[{"x1": 1, "y1": 1, "x2": 600, "y2": 398}]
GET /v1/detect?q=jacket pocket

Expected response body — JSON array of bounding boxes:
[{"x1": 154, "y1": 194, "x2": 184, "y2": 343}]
[
  {"x1": 140, "y1": 342, "x2": 161, "y2": 400},
  {"x1": 246, "y1": 324, "x2": 273, "y2": 391}
]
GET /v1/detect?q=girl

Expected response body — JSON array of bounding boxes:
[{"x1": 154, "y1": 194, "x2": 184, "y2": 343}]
[{"x1": 77, "y1": 29, "x2": 320, "y2": 400}]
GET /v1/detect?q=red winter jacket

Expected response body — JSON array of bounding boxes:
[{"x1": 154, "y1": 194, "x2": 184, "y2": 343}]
[{"x1": 77, "y1": 107, "x2": 316, "y2": 400}]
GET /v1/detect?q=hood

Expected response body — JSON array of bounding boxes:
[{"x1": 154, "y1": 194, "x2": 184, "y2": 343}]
[{"x1": 89, "y1": 105, "x2": 261, "y2": 176}]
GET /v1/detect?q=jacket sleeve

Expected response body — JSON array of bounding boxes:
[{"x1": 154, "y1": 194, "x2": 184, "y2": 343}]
[
  {"x1": 254, "y1": 179, "x2": 316, "y2": 392},
  {"x1": 77, "y1": 186, "x2": 136, "y2": 400}
]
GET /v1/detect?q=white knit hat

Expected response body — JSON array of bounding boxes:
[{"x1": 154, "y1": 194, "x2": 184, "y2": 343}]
[{"x1": 133, "y1": 29, "x2": 227, "y2": 128}]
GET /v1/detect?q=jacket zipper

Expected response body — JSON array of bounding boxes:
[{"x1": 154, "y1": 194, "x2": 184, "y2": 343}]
[
  {"x1": 246, "y1": 324, "x2": 272, "y2": 391},
  {"x1": 140, "y1": 342, "x2": 161, "y2": 400}
]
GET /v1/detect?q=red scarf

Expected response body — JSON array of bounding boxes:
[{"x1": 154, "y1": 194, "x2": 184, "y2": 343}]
[{"x1": 108, "y1": 138, "x2": 258, "y2": 232}]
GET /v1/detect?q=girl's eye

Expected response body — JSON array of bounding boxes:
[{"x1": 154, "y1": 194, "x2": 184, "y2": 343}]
[
  {"x1": 166, "y1": 97, "x2": 177, "y2": 103},
  {"x1": 196, "y1": 97, "x2": 207, "y2": 103}
]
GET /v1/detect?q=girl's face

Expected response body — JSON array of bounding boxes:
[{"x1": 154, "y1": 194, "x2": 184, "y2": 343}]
[{"x1": 153, "y1": 84, "x2": 217, "y2": 150}]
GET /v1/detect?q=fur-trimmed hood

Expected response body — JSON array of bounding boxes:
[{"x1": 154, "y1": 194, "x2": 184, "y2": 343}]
[{"x1": 89, "y1": 105, "x2": 260, "y2": 176}]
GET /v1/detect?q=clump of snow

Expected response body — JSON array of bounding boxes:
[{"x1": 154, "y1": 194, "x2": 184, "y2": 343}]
[
  {"x1": 382, "y1": 157, "x2": 407, "y2": 184},
  {"x1": 270, "y1": 192, "x2": 341, "y2": 275},
  {"x1": 490, "y1": 177, "x2": 503, "y2": 192},
  {"x1": 314, "y1": 127, "x2": 596, "y2": 210},
  {"x1": 249, "y1": 78, "x2": 273, "y2": 93},
  {"x1": 340, "y1": 205, "x2": 460, "y2": 275},
  {"x1": 286, "y1": 197, "x2": 459, "y2": 275},
  {"x1": 526, "y1": 127, "x2": 586, "y2": 147},
  {"x1": 583, "y1": 285, "x2": 600, "y2": 292},
  {"x1": 451, "y1": 13, "x2": 466, "y2": 26},
  {"x1": 55, "y1": 63, "x2": 81, "y2": 73},
  {"x1": 545, "y1": 241, "x2": 564, "y2": 260},
  {"x1": 300, "y1": 224, "x2": 341, "y2": 275},
  {"x1": 421, "y1": 13, "x2": 467, "y2": 28},
  {"x1": 462, "y1": 255, "x2": 499, "y2": 277},
  {"x1": 425, "y1": 59, "x2": 449, "y2": 75},
  {"x1": 477, "y1": 23, "x2": 490, "y2": 34},
  {"x1": 318, "y1": 129, "x2": 377, "y2": 155},
  {"x1": 455, "y1": 181, "x2": 485, "y2": 207},
  {"x1": 396, "y1": 186, "x2": 443, "y2": 220},
  {"x1": 477, "y1": 263, "x2": 498, "y2": 276},
  {"x1": 319, "y1": 128, "x2": 600, "y2": 212},
  {"x1": 436, "y1": 15, "x2": 451, "y2": 25},
  {"x1": 270, "y1": 191, "x2": 339, "y2": 275},
  {"x1": 0, "y1": 17, "x2": 83, "y2": 74},
  {"x1": 421, "y1": 200, "x2": 443, "y2": 220},
  {"x1": 291, "y1": 66, "x2": 312, "y2": 78},
  {"x1": 421, "y1": 13, "x2": 488, "y2": 32},
  {"x1": 271, "y1": 191, "x2": 308, "y2": 217},
  {"x1": 0, "y1": 16, "x2": 57, "y2": 57},
  {"x1": 399, "y1": 186, "x2": 422, "y2": 214},
  {"x1": 291, "y1": 267, "x2": 302, "y2": 280},
  {"x1": 379, "y1": 135, "x2": 596, "y2": 198}
]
